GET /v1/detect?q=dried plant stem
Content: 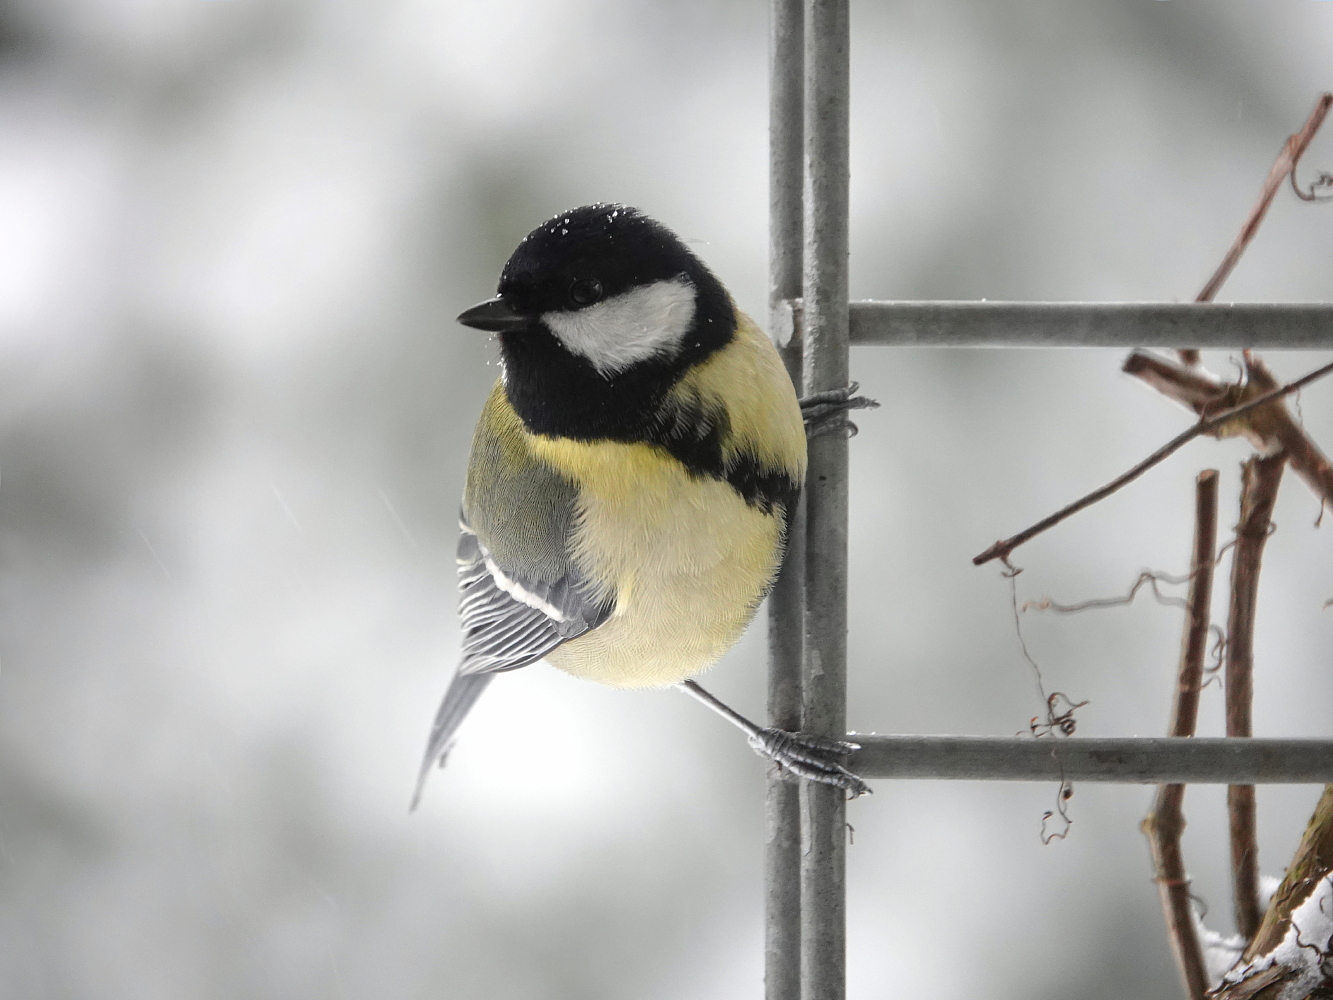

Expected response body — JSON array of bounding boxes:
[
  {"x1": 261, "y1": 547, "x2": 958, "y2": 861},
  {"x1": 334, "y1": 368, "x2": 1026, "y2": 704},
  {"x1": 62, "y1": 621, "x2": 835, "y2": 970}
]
[
  {"x1": 1124, "y1": 352, "x2": 1333, "y2": 513},
  {"x1": 1167, "y1": 470, "x2": 1220, "y2": 739},
  {"x1": 1125, "y1": 351, "x2": 1235, "y2": 411},
  {"x1": 1238, "y1": 360, "x2": 1333, "y2": 514},
  {"x1": 1180, "y1": 93, "x2": 1333, "y2": 366},
  {"x1": 1228, "y1": 783, "x2": 1263, "y2": 943},
  {"x1": 1196, "y1": 92, "x2": 1331, "y2": 305},
  {"x1": 972, "y1": 359, "x2": 1333, "y2": 567},
  {"x1": 1226, "y1": 453, "x2": 1286, "y2": 943},
  {"x1": 1143, "y1": 469, "x2": 1219, "y2": 1000}
]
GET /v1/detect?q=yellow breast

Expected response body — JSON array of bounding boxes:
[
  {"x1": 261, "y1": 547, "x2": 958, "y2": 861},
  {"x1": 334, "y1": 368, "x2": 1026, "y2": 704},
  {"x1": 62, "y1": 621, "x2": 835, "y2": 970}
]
[{"x1": 525, "y1": 434, "x2": 785, "y2": 687}]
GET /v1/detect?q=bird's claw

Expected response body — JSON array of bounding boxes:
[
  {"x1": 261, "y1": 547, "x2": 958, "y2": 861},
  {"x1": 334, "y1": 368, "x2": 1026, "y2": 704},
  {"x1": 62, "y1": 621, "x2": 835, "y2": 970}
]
[
  {"x1": 749, "y1": 727, "x2": 872, "y2": 799},
  {"x1": 799, "y1": 382, "x2": 880, "y2": 439}
]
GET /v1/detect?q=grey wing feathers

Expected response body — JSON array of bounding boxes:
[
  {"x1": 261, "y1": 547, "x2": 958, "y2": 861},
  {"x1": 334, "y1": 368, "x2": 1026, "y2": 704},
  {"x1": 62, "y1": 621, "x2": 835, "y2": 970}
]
[
  {"x1": 411, "y1": 521, "x2": 613, "y2": 808},
  {"x1": 409, "y1": 673, "x2": 492, "y2": 811},
  {"x1": 455, "y1": 529, "x2": 604, "y2": 674}
]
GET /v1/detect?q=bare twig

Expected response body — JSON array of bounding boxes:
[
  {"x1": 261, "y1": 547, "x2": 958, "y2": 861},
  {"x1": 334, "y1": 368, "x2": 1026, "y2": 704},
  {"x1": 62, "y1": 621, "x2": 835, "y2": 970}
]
[
  {"x1": 1179, "y1": 94, "x2": 1332, "y2": 364},
  {"x1": 1173, "y1": 471, "x2": 1222, "y2": 744},
  {"x1": 1193, "y1": 93, "x2": 1333, "y2": 302},
  {"x1": 1127, "y1": 351, "x2": 1234, "y2": 409},
  {"x1": 1144, "y1": 470, "x2": 1219, "y2": 1000},
  {"x1": 1243, "y1": 360, "x2": 1333, "y2": 513},
  {"x1": 1125, "y1": 351, "x2": 1333, "y2": 513},
  {"x1": 972, "y1": 359, "x2": 1333, "y2": 567},
  {"x1": 1227, "y1": 453, "x2": 1286, "y2": 943}
]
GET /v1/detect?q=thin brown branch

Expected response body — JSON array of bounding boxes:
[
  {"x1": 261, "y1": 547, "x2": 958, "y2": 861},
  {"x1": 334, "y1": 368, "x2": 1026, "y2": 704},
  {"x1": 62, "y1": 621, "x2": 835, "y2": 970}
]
[
  {"x1": 972, "y1": 358, "x2": 1333, "y2": 567},
  {"x1": 1174, "y1": 470, "x2": 1221, "y2": 742},
  {"x1": 1143, "y1": 469, "x2": 1219, "y2": 1000},
  {"x1": 1195, "y1": 93, "x2": 1333, "y2": 304},
  {"x1": 1125, "y1": 351, "x2": 1234, "y2": 410},
  {"x1": 1227, "y1": 453, "x2": 1286, "y2": 944},
  {"x1": 1245, "y1": 359, "x2": 1333, "y2": 513},
  {"x1": 1180, "y1": 94, "x2": 1332, "y2": 364},
  {"x1": 1125, "y1": 351, "x2": 1333, "y2": 513},
  {"x1": 1229, "y1": 784, "x2": 1262, "y2": 942}
]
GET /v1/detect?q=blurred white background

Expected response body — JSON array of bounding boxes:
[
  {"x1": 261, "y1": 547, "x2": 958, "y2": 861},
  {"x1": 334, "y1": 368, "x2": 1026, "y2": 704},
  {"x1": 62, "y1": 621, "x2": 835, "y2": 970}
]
[{"x1": 0, "y1": 1, "x2": 1330, "y2": 997}]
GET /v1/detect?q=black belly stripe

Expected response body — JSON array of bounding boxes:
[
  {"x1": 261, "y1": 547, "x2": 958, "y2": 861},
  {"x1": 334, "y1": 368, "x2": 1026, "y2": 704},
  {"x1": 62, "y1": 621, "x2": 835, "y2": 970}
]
[
  {"x1": 721, "y1": 453, "x2": 803, "y2": 517},
  {"x1": 642, "y1": 396, "x2": 802, "y2": 518}
]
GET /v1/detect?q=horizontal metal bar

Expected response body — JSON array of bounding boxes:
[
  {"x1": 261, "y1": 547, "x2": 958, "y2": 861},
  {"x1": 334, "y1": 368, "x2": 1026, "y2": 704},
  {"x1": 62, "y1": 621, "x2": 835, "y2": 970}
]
[
  {"x1": 850, "y1": 301, "x2": 1333, "y2": 348},
  {"x1": 772, "y1": 301, "x2": 1333, "y2": 349},
  {"x1": 849, "y1": 736, "x2": 1333, "y2": 783}
]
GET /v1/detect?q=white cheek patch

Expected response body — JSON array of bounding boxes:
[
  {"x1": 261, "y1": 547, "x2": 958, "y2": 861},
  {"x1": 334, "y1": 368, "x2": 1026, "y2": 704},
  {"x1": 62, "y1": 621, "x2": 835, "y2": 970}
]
[{"x1": 541, "y1": 277, "x2": 696, "y2": 376}]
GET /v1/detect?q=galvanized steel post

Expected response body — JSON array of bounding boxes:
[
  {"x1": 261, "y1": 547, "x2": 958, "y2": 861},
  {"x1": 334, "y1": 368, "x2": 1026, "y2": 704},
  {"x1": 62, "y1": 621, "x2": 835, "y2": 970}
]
[
  {"x1": 800, "y1": 2, "x2": 851, "y2": 999},
  {"x1": 766, "y1": 0, "x2": 806, "y2": 997}
]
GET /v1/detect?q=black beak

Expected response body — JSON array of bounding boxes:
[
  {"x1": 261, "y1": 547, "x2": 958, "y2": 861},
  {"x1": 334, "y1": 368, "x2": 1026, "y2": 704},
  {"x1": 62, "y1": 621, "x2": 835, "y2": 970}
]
[{"x1": 456, "y1": 296, "x2": 530, "y2": 333}]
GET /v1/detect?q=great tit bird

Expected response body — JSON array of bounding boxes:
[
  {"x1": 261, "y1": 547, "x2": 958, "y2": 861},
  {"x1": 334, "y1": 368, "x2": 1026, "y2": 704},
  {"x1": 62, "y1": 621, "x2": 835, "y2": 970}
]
[{"x1": 412, "y1": 204, "x2": 870, "y2": 807}]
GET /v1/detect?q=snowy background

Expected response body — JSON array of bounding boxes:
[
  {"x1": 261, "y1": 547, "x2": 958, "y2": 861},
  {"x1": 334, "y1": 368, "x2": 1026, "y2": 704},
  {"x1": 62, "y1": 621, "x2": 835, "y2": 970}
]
[{"x1": 0, "y1": 1, "x2": 1331, "y2": 997}]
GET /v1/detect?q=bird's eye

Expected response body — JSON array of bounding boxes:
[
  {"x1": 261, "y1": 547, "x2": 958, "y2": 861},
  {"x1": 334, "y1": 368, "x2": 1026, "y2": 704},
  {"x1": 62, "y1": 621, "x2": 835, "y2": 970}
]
[{"x1": 569, "y1": 279, "x2": 603, "y2": 307}]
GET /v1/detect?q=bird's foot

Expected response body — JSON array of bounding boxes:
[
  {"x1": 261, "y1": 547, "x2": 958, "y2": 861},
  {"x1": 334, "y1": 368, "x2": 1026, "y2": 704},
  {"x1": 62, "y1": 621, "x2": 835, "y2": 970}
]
[
  {"x1": 799, "y1": 382, "x2": 880, "y2": 439},
  {"x1": 748, "y1": 728, "x2": 871, "y2": 798}
]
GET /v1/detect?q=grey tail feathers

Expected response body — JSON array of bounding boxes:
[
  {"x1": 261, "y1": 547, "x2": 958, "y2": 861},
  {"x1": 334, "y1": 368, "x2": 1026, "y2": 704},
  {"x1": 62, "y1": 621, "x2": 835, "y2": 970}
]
[{"x1": 410, "y1": 672, "x2": 494, "y2": 811}]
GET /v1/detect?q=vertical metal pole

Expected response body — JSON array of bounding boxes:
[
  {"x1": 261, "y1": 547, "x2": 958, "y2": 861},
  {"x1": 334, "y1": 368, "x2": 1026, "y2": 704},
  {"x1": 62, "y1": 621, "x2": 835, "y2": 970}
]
[
  {"x1": 800, "y1": 2, "x2": 850, "y2": 1000},
  {"x1": 766, "y1": 1, "x2": 805, "y2": 998}
]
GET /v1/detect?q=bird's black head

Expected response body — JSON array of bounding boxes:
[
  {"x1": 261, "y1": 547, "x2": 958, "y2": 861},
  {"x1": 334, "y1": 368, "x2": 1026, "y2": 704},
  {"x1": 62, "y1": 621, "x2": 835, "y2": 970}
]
[{"x1": 457, "y1": 204, "x2": 736, "y2": 440}]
